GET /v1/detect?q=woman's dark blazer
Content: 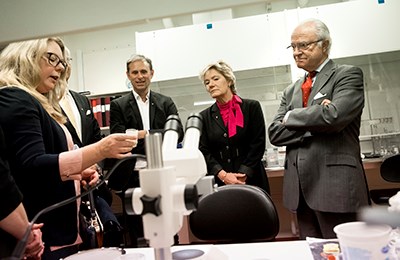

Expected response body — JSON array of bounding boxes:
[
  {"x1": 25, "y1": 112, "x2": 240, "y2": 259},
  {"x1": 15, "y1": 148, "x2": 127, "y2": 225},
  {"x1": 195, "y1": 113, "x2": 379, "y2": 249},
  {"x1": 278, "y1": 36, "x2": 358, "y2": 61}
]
[
  {"x1": 199, "y1": 97, "x2": 270, "y2": 193},
  {"x1": 0, "y1": 87, "x2": 78, "y2": 247},
  {"x1": 0, "y1": 125, "x2": 23, "y2": 257}
]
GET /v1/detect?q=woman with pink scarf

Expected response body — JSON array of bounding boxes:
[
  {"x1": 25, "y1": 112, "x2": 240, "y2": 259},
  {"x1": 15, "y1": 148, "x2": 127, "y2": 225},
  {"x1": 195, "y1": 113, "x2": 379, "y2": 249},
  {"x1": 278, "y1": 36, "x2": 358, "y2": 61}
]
[{"x1": 198, "y1": 61, "x2": 270, "y2": 193}]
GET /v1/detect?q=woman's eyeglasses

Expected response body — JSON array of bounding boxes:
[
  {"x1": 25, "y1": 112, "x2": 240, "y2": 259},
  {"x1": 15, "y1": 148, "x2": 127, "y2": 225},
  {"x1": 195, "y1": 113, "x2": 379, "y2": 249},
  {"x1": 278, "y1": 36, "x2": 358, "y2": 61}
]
[{"x1": 43, "y1": 52, "x2": 67, "y2": 69}]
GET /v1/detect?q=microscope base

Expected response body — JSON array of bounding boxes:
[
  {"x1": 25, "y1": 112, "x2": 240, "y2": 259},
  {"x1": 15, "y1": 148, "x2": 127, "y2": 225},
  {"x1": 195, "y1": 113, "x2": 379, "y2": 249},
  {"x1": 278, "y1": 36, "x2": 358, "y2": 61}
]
[{"x1": 171, "y1": 245, "x2": 228, "y2": 260}]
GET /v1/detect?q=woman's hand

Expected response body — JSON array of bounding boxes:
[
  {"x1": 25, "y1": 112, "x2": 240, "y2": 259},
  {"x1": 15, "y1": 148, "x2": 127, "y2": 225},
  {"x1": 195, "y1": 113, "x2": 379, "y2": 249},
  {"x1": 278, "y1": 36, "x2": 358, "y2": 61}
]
[
  {"x1": 236, "y1": 173, "x2": 248, "y2": 183},
  {"x1": 218, "y1": 170, "x2": 246, "y2": 185},
  {"x1": 98, "y1": 133, "x2": 137, "y2": 159},
  {"x1": 227, "y1": 173, "x2": 246, "y2": 184},
  {"x1": 81, "y1": 167, "x2": 99, "y2": 187},
  {"x1": 24, "y1": 223, "x2": 44, "y2": 259}
]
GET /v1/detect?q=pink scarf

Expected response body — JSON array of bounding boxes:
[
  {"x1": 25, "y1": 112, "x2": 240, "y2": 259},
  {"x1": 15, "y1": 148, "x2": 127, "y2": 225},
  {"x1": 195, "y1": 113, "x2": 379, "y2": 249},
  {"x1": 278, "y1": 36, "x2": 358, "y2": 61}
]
[{"x1": 217, "y1": 95, "x2": 244, "y2": 137}]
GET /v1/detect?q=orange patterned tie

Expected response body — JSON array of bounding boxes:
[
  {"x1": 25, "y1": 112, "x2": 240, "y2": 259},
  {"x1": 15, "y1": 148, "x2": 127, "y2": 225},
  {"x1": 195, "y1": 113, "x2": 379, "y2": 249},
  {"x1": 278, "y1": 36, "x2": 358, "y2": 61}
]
[{"x1": 301, "y1": 71, "x2": 317, "y2": 107}]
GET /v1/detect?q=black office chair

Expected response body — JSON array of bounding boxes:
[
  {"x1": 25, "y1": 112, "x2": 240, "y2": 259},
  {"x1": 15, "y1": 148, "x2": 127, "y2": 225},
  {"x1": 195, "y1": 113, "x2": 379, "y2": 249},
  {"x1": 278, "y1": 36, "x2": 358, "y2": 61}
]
[
  {"x1": 189, "y1": 184, "x2": 280, "y2": 243},
  {"x1": 370, "y1": 154, "x2": 400, "y2": 205},
  {"x1": 360, "y1": 154, "x2": 400, "y2": 227},
  {"x1": 380, "y1": 154, "x2": 400, "y2": 183}
]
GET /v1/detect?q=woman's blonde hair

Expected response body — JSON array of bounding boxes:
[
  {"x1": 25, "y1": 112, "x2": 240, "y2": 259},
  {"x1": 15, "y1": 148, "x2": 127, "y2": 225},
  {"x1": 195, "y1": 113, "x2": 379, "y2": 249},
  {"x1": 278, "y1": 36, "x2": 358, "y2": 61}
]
[
  {"x1": 0, "y1": 37, "x2": 67, "y2": 123},
  {"x1": 199, "y1": 60, "x2": 237, "y2": 94}
]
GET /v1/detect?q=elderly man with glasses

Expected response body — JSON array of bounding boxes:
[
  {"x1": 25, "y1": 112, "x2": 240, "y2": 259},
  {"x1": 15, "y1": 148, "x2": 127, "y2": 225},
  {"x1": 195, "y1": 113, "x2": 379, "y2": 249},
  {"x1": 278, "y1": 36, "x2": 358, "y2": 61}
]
[{"x1": 268, "y1": 18, "x2": 370, "y2": 239}]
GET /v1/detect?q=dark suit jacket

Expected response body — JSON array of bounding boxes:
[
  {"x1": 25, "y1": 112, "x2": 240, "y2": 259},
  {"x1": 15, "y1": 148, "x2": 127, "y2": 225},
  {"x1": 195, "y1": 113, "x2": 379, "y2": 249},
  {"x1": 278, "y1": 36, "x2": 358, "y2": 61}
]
[
  {"x1": 110, "y1": 90, "x2": 181, "y2": 155},
  {"x1": 268, "y1": 60, "x2": 370, "y2": 213},
  {"x1": 0, "y1": 87, "x2": 78, "y2": 247},
  {"x1": 0, "y1": 125, "x2": 22, "y2": 226},
  {"x1": 199, "y1": 98, "x2": 269, "y2": 193},
  {"x1": 63, "y1": 90, "x2": 113, "y2": 205},
  {"x1": 0, "y1": 125, "x2": 23, "y2": 257},
  {"x1": 64, "y1": 90, "x2": 102, "y2": 147}
]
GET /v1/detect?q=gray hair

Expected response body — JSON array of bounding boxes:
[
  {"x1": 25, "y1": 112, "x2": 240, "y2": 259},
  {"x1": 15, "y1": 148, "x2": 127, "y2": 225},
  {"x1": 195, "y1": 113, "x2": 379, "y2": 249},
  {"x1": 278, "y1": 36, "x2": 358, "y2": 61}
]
[
  {"x1": 299, "y1": 18, "x2": 332, "y2": 54},
  {"x1": 64, "y1": 46, "x2": 72, "y2": 65},
  {"x1": 126, "y1": 54, "x2": 153, "y2": 72},
  {"x1": 199, "y1": 60, "x2": 237, "y2": 94}
]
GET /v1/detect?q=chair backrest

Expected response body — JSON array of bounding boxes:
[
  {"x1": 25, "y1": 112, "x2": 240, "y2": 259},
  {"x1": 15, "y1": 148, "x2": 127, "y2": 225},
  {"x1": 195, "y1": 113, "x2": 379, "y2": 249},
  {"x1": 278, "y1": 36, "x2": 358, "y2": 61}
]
[
  {"x1": 380, "y1": 154, "x2": 400, "y2": 182},
  {"x1": 189, "y1": 184, "x2": 279, "y2": 243}
]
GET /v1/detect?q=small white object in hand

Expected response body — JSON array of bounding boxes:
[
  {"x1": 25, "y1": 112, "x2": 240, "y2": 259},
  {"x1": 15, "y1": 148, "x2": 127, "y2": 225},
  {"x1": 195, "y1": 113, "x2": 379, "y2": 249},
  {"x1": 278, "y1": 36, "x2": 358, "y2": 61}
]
[{"x1": 125, "y1": 128, "x2": 138, "y2": 148}]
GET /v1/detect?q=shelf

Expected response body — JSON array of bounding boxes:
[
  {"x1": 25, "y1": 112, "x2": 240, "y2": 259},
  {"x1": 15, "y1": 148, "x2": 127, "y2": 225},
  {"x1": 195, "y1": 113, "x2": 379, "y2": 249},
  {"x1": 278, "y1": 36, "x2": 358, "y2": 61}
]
[
  {"x1": 87, "y1": 90, "x2": 130, "y2": 99},
  {"x1": 359, "y1": 132, "x2": 400, "y2": 141},
  {"x1": 266, "y1": 158, "x2": 383, "y2": 177}
]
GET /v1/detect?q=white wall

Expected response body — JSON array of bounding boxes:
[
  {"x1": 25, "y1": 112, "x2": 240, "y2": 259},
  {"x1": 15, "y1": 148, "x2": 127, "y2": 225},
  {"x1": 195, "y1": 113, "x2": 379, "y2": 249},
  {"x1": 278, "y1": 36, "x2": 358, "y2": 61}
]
[
  {"x1": 63, "y1": 20, "x2": 165, "y2": 93},
  {"x1": 136, "y1": 12, "x2": 289, "y2": 82},
  {"x1": 0, "y1": 0, "x2": 271, "y2": 46},
  {"x1": 63, "y1": 0, "x2": 400, "y2": 95},
  {"x1": 137, "y1": 0, "x2": 400, "y2": 83}
]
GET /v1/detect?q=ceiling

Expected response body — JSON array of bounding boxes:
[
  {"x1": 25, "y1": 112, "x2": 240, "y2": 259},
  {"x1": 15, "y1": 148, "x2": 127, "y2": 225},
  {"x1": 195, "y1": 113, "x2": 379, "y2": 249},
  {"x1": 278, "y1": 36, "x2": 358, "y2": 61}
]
[{"x1": 0, "y1": 0, "x2": 344, "y2": 48}]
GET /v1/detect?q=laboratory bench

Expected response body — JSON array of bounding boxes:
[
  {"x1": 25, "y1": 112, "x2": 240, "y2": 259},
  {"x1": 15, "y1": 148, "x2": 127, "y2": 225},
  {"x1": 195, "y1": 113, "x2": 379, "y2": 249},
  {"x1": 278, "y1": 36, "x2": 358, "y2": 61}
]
[
  {"x1": 265, "y1": 157, "x2": 400, "y2": 240},
  {"x1": 110, "y1": 157, "x2": 400, "y2": 244}
]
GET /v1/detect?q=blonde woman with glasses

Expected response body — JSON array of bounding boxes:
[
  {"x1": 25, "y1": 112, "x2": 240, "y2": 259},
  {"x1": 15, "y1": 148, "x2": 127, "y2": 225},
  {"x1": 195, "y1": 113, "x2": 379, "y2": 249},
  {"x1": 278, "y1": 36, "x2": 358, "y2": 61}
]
[{"x1": 0, "y1": 37, "x2": 137, "y2": 259}]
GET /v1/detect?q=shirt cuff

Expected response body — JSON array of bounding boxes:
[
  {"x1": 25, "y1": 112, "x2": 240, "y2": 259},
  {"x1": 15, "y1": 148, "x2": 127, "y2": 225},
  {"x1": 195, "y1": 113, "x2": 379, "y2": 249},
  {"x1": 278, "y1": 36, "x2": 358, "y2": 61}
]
[
  {"x1": 59, "y1": 149, "x2": 83, "y2": 181},
  {"x1": 283, "y1": 111, "x2": 292, "y2": 124}
]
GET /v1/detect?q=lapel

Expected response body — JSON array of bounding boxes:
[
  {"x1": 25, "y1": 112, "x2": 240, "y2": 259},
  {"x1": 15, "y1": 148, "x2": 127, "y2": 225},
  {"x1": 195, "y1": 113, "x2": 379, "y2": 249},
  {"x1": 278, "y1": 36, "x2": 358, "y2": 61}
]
[
  {"x1": 69, "y1": 90, "x2": 87, "y2": 144},
  {"x1": 69, "y1": 90, "x2": 86, "y2": 124},
  {"x1": 69, "y1": 91, "x2": 85, "y2": 125},
  {"x1": 62, "y1": 108, "x2": 83, "y2": 147},
  {"x1": 293, "y1": 80, "x2": 304, "y2": 108},
  {"x1": 128, "y1": 92, "x2": 144, "y2": 129},
  {"x1": 309, "y1": 60, "x2": 335, "y2": 105},
  {"x1": 149, "y1": 91, "x2": 156, "y2": 128},
  {"x1": 210, "y1": 103, "x2": 226, "y2": 132}
]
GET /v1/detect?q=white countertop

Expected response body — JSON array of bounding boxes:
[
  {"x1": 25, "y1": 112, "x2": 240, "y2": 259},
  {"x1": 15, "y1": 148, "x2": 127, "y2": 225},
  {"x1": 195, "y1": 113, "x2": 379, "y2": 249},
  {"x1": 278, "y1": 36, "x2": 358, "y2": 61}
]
[{"x1": 120, "y1": 240, "x2": 314, "y2": 260}]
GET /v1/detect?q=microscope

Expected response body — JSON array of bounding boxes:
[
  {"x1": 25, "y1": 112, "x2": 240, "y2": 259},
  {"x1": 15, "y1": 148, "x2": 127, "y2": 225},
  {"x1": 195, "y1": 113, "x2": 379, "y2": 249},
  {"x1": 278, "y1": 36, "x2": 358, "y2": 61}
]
[{"x1": 124, "y1": 113, "x2": 216, "y2": 260}]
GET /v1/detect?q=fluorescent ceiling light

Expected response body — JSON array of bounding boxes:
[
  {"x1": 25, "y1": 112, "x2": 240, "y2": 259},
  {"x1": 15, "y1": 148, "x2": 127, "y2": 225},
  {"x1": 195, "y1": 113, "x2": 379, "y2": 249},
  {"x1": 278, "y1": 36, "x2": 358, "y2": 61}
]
[{"x1": 193, "y1": 100, "x2": 214, "y2": 106}]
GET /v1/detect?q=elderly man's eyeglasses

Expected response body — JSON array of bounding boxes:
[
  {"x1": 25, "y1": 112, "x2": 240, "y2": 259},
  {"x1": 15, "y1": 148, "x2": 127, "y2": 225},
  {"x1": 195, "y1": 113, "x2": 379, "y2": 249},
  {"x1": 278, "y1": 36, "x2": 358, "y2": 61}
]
[
  {"x1": 43, "y1": 52, "x2": 67, "y2": 69},
  {"x1": 287, "y1": 40, "x2": 323, "y2": 51}
]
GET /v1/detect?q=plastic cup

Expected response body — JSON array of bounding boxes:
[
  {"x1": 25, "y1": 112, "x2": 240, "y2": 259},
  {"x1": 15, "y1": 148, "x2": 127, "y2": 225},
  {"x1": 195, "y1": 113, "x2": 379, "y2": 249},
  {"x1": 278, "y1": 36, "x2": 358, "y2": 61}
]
[
  {"x1": 126, "y1": 128, "x2": 138, "y2": 137},
  {"x1": 125, "y1": 128, "x2": 138, "y2": 147},
  {"x1": 333, "y1": 221, "x2": 392, "y2": 260}
]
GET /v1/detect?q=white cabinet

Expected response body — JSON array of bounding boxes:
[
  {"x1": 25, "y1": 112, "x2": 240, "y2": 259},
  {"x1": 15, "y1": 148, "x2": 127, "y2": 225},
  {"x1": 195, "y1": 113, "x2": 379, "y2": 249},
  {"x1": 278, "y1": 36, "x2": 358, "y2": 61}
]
[
  {"x1": 135, "y1": 0, "x2": 400, "y2": 82},
  {"x1": 136, "y1": 11, "x2": 290, "y2": 81}
]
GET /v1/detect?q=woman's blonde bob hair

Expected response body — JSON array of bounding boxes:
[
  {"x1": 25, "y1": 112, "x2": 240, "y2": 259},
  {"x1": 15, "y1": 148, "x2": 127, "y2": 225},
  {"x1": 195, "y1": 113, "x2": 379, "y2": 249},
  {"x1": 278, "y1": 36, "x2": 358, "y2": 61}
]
[
  {"x1": 0, "y1": 37, "x2": 68, "y2": 123},
  {"x1": 199, "y1": 60, "x2": 237, "y2": 94}
]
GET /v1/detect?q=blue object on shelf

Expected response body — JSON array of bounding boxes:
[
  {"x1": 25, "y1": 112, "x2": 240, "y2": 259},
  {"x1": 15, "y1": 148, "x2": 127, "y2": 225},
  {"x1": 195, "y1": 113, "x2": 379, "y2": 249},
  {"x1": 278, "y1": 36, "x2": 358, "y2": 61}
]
[{"x1": 206, "y1": 23, "x2": 213, "y2": 29}]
